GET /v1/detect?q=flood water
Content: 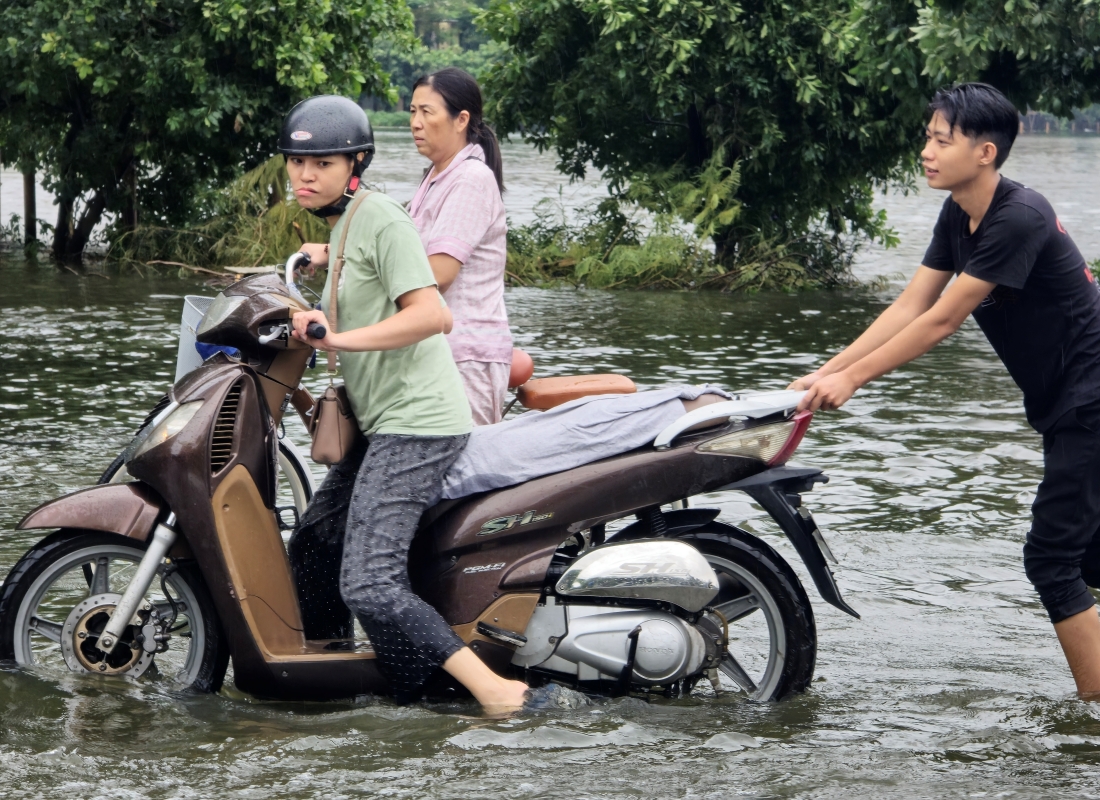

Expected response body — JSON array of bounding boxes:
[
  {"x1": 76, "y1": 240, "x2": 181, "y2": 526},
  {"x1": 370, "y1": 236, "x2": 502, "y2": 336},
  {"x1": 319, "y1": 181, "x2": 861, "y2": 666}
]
[{"x1": 2, "y1": 135, "x2": 1100, "y2": 798}]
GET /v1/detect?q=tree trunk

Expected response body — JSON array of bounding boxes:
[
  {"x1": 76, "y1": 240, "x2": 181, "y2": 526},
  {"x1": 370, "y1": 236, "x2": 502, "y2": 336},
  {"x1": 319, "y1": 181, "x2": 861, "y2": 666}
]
[
  {"x1": 22, "y1": 168, "x2": 36, "y2": 245},
  {"x1": 119, "y1": 160, "x2": 138, "y2": 234},
  {"x1": 52, "y1": 194, "x2": 75, "y2": 261},
  {"x1": 687, "y1": 103, "x2": 707, "y2": 169},
  {"x1": 51, "y1": 191, "x2": 108, "y2": 261},
  {"x1": 713, "y1": 226, "x2": 738, "y2": 267},
  {"x1": 65, "y1": 191, "x2": 108, "y2": 259},
  {"x1": 118, "y1": 162, "x2": 135, "y2": 234}
]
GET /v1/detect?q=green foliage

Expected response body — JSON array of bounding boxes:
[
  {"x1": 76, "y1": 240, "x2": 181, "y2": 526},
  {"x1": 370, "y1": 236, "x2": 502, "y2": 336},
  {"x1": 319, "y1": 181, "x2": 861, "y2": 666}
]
[
  {"x1": 508, "y1": 153, "x2": 861, "y2": 292},
  {"x1": 480, "y1": 0, "x2": 926, "y2": 270},
  {"x1": 370, "y1": 0, "x2": 503, "y2": 109},
  {"x1": 0, "y1": 0, "x2": 415, "y2": 259},
  {"x1": 408, "y1": 0, "x2": 491, "y2": 49},
  {"x1": 910, "y1": 0, "x2": 1100, "y2": 113},
  {"x1": 370, "y1": 110, "x2": 414, "y2": 128},
  {"x1": 482, "y1": 0, "x2": 1100, "y2": 284},
  {"x1": 375, "y1": 38, "x2": 505, "y2": 108},
  {"x1": 111, "y1": 156, "x2": 329, "y2": 270}
]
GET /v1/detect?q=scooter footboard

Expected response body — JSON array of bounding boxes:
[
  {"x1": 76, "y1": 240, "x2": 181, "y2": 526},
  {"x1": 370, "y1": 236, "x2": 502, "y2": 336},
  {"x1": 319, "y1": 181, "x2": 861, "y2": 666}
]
[{"x1": 16, "y1": 482, "x2": 166, "y2": 542}]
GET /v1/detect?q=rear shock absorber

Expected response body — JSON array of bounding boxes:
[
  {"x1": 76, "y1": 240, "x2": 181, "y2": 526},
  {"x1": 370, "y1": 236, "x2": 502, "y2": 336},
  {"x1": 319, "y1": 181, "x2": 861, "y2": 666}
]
[{"x1": 639, "y1": 505, "x2": 668, "y2": 537}]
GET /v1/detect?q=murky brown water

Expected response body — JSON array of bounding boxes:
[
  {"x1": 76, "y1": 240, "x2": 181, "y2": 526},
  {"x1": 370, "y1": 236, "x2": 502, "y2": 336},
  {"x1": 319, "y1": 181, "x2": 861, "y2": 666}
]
[{"x1": 2, "y1": 136, "x2": 1100, "y2": 798}]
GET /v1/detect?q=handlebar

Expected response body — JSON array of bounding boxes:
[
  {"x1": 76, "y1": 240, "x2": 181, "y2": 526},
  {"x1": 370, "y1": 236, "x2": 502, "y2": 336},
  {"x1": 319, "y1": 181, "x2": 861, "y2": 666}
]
[
  {"x1": 306, "y1": 322, "x2": 327, "y2": 340},
  {"x1": 285, "y1": 251, "x2": 312, "y2": 286}
]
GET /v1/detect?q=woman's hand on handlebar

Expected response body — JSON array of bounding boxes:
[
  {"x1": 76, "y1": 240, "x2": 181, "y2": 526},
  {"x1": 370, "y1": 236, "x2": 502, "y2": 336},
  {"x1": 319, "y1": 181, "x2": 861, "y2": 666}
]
[
  {"x1": 297, "y1": 243, "x2": 330, "y2": 276},
  {"x1": 292, "y1": 309, "x2": 338, "y2": 350}
]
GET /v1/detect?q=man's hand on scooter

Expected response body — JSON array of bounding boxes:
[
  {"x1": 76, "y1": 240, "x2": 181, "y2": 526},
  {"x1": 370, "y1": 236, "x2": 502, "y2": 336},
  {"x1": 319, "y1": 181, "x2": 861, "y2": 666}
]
[
  {"x1": 797, "y1": 371, "x2": 857, "y2": 412},
  {"x1": 787, "y1": 371, "x2": 824, "y2": 391},
  {"x1": 297, "y1": 243, "x2": 330, "y2": 276},
  {"x1": 292, "y1": 309, "x2": 338, "y2": 350}
]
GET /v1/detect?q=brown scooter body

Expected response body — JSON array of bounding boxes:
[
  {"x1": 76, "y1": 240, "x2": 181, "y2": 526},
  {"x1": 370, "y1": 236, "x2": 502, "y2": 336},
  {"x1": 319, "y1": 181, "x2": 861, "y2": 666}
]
[{"x1": 12, "y1": 269, "x2": 856, "y2": 701}]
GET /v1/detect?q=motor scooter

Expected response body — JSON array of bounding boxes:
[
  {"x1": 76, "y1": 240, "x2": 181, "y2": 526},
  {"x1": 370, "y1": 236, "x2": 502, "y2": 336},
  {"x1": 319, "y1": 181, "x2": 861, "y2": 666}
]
[{"x1": 0, "y1": 255, "x2": 858, "y2": 701}]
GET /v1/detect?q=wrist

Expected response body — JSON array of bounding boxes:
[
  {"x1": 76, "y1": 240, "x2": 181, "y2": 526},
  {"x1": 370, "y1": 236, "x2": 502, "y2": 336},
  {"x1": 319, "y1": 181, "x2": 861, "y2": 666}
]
[
  {"x1": 328, "y1": 331, "x2": 348, "y2": 352},
  {"x1": 840, "y1": 365, "x2": 867, "y2": 389}
]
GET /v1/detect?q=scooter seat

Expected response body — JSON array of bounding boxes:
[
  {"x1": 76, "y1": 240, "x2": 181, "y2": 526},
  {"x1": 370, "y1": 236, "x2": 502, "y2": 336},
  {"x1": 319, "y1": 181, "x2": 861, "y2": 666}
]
[{"x1": 517, "y1": 374, "x2": 637, "y2": 411}]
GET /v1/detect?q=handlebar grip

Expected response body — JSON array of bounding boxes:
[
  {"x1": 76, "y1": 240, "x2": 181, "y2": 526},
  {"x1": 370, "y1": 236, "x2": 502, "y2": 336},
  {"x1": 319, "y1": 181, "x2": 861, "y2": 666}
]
[{"x1": 306, "y1": 322, "x2": 327, "y2": 340}]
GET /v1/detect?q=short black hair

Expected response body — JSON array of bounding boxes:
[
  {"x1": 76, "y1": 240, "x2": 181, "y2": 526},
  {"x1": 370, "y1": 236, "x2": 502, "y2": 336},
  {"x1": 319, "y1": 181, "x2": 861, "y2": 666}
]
[{"x1": 927, "y1": 83, "x2": 1020, "y2": 168}]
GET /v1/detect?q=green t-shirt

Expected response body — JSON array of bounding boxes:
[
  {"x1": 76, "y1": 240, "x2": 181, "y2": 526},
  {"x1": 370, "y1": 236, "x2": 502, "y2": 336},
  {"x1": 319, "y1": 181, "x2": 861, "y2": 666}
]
[{"x1": 320, "y1": 191, "x2": 472, "y2": 436}]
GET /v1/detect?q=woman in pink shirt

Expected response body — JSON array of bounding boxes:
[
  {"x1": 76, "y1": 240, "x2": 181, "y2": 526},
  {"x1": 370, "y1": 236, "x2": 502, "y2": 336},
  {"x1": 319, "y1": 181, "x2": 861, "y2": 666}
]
[{"x1": 408, "y1": 68, "x2": 512, "y2": 425}]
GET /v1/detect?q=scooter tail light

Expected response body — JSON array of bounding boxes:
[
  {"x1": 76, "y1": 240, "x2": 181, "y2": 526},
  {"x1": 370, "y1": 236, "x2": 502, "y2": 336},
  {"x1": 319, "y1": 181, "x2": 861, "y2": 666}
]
[
  {"x1": 767, "y1": 410, "x2": 813, "y2": 466},
  {"x1": 695, "y1": 411, "x2": 813, "y2": 465}
]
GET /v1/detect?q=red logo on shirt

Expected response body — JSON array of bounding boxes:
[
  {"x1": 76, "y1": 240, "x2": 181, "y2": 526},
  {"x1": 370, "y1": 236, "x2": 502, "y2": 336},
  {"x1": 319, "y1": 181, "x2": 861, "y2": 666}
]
[
  {"x1": 1057, "y1": 217, "x2": 1067, "y2": 234},
  {"x1": 1086, "y1": 267, "x2": 1096, "y2": 283}
]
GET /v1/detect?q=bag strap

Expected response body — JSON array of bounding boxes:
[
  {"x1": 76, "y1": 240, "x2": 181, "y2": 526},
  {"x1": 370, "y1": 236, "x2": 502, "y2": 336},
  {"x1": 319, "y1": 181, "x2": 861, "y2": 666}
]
[{"x1": 327, "y1": 190, "x2": 373, "y2": 376}]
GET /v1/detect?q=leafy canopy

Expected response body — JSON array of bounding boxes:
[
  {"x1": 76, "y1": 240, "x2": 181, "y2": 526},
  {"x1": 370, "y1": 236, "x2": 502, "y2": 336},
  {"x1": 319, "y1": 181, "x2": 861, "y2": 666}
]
[
  {"x1": 480, "y1": 0, "x2": 929, "y2": 260},
  {"x1": 0, "y1": 0, "x2": 414, "y2": 258},
  {"x1": 481, "y1": 0, "x2": 1100, "y2": 267},
  {"x1": 911, "y1": 0, "x2": 1100, "y2": 113}
]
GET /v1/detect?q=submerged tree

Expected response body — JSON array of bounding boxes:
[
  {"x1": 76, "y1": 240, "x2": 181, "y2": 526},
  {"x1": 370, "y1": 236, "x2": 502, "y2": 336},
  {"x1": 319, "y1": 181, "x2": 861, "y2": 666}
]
[
  {"x1": 0, "y1": 0, "x2": 414, "y2": 260},
  {"x1": 480, "y1": 0, "x2": 1100, "y2": 274},
  {"x1": 480, "y1": 0, "x2": 931, "y2": 269}
]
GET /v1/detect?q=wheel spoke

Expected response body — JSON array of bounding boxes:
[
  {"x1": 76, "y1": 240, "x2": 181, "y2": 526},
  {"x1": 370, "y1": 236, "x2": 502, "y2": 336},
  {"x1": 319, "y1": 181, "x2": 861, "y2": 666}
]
[
  {"x1": 719, "y1": 652, "x2": 758, "y2": 695},
  {"x1": 28, "y1": 616, "x2": 63, "y2": 644},
  {"x1": 714, "y1": 592, "x2": 760, "y2": 623},
  {"x1": 89, "y1": 556, "x2": 111, "y2": 596}
]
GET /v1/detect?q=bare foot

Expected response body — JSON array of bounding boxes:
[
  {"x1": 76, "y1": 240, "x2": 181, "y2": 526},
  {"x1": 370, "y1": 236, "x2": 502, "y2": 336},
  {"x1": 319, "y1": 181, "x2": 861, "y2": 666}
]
[
  {"x1": 441, "y1": 648, "x2": 530, "y2": 716},
  {"x1": 479, "y1": 679, "x2": 530, "y2": 717}
]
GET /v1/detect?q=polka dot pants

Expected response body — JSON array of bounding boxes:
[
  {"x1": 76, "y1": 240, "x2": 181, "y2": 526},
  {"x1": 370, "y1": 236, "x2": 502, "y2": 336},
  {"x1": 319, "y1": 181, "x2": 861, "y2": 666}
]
[{"x1": 288, "y1": 433, "x2": 469, "y2": 702}]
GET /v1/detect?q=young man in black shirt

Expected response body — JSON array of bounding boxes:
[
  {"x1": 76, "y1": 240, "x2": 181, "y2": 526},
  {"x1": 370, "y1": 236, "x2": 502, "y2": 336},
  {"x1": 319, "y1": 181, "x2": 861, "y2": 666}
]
[{"x1": 790, "y1": 82, "x2": 1100, "y2": 697}]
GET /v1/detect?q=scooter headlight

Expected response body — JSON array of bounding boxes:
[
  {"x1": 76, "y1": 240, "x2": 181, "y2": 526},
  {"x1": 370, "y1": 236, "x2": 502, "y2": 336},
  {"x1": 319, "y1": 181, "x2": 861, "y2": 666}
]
[
  {"x1": 197, "y1": 294, "x2": 246, "y2": 336},
  {"x1": 695, "y1": 419, "x2": 797, "y2": 463},
  {"x1": 129, "y1": 401, "x2": 205, "y2": 460}
]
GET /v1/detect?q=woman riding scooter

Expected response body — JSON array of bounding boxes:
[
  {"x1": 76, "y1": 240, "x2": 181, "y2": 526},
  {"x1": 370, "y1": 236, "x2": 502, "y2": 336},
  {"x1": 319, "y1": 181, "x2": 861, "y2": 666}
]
[
  {"x1": 280, "y1": 96, "x2": 531, "y2": 713},
  {"x1": 298, "y1": 69, "x2": 512, "y2": 425}
]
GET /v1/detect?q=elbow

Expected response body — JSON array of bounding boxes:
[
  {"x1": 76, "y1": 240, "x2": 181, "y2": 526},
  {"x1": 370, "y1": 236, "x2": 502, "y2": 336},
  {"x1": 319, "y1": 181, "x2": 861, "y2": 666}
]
[
  {"x1": 934, "y1": 315, "x2": 964, "y2": 342},
  {"x1": 432, "y1": 305, "x2": 450, "y2": 336}
]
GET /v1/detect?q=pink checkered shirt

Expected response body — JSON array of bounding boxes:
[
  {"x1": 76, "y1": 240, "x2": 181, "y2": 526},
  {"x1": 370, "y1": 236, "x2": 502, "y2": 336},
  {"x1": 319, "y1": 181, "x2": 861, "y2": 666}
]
[{"x1": 408, "y1": 143, "x2": 512, "y2": 364}]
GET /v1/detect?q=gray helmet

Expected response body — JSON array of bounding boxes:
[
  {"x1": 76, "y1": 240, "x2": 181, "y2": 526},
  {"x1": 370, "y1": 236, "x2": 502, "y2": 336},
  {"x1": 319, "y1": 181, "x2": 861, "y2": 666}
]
[
  {"x1": 279, "y1": 95, "x2": 375, "y2": 159},
  {"x1": 279, "y1": 95, "x2": 375, "y2": 217}
]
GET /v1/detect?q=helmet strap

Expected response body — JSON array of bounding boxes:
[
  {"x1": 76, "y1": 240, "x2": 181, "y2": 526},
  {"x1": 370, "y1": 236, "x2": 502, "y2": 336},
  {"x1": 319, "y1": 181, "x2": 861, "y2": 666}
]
[{"x1": 307, "y1": 156, "x2": 369, "y2": 219}]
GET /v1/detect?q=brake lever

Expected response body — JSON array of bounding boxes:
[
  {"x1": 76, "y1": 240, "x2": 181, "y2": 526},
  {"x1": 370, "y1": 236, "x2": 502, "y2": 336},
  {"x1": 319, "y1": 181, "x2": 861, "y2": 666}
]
[{"x1": 258, "y1": 324, "x2": 289, "y2": 345}]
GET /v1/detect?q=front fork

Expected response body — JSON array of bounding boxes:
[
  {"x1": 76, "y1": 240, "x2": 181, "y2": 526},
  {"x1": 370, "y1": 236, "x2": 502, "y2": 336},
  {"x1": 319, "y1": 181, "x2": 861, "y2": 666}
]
[{"x1": 96, "y1": 513, "x2": 178, "y2": 654}]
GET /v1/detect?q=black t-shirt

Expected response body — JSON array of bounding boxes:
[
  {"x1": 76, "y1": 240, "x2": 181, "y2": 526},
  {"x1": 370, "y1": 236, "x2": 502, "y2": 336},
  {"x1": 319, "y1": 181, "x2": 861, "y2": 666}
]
[{"x1": 922, "y1": 176, "x2": 1100, "y2": 431}]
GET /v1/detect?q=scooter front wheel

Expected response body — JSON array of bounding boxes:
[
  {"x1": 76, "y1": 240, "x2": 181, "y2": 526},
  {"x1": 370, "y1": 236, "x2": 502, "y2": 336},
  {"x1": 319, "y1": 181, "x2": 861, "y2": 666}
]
[
  {"x1": 0, "y1": 530, "x2": 229, "y2": 692},
  {"x1": 681, "y1": 524, "x2": 817, "y2": 701}
]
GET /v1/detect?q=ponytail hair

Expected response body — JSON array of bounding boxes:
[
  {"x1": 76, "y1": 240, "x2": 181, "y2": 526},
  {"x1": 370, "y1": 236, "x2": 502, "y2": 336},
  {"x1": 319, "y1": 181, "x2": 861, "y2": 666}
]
[{"x1": 412, "y1": 67, "x2": 504, "y2": 194}]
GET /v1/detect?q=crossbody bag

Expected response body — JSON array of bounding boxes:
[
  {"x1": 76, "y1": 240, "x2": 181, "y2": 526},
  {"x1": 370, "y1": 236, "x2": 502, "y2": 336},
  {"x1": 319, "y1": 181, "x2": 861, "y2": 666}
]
[{"x1": 308, "y1": 191, "x2": 372, "y2": 466}]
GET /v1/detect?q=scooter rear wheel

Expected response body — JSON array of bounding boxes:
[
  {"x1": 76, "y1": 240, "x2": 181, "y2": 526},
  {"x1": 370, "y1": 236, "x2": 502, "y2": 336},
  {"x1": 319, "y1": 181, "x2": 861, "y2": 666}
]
[
  {"x1": 0, "y1": 529, "x2": 229, "y2": 692},
  {"x1": 680, "y1": 524, "x2": 817, "y2": 701}
]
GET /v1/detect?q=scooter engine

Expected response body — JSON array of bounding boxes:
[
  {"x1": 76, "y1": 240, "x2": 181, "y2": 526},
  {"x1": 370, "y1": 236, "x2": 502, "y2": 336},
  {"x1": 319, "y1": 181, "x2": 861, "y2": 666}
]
[{"x1": 512, "y1": 598, "x2": 709, "y2": 685}]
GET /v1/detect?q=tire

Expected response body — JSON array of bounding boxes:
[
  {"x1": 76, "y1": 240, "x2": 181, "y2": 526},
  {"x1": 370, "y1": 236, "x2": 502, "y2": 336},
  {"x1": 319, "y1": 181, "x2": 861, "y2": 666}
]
[
  {"x1": 680, "y1": 523, "x2": 817, "y2": 701},
  {"x1": 0, "y1": 529, "x2": 229, "y2": 692},
  {"x1": 99, "y1": 440, "x2": 315, "y2": 518}
]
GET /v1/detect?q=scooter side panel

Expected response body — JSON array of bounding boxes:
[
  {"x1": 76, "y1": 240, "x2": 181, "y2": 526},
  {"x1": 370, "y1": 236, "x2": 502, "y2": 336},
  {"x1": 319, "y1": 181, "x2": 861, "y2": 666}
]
[
  {"x1": 414, "y1": 444, "x2": 764, "y2": 625},
  {"x1": 432, "y1": 444, "x2": 761, "y2": 553},
  {"x1": 211, "y1": 464, "x2": 305, "y2": 645},
  {"x1": 15, "y1": 483, "x2": 164, "y2": 540}
]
